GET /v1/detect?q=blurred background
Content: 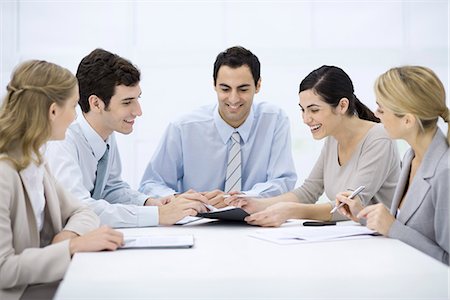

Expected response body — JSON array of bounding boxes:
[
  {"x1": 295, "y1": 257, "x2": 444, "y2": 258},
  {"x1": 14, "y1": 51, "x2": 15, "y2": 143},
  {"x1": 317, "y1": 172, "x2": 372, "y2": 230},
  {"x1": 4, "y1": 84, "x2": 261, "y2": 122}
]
[{"x1": 1, "y1": 0, "x2": 448, "y2": 194}]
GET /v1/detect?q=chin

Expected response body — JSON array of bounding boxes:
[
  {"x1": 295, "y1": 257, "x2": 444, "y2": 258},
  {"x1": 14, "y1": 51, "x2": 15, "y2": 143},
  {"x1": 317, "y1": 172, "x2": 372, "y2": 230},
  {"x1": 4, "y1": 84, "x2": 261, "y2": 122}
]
[{"x1": 118, "y1": 128, "x2": 134, "y2": 135}]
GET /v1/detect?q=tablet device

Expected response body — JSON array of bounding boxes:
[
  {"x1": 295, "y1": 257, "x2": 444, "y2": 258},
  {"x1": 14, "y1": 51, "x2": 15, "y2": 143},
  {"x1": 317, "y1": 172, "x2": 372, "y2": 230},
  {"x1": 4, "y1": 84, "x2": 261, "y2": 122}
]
[
  {"x1": 120, "y1": 235, "x2": 194, "y2": 249},
  {"x1": 197, "y1": 206, "x2": 249, "y2": 222}
]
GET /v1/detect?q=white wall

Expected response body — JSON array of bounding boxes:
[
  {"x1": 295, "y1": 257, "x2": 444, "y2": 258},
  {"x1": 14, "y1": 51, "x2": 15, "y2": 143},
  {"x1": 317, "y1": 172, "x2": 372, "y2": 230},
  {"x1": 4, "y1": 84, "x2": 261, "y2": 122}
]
[{"x1": 1, "y1": 0, "x2": 448, "y2": 190}]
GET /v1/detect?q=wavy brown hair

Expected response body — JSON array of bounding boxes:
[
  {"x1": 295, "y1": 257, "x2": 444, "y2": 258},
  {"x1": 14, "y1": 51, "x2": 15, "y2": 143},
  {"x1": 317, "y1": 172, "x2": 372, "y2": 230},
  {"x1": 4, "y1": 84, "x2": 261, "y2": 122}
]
[{"x1": 0, "y1": 60, "x2": 77, "y2": 170}]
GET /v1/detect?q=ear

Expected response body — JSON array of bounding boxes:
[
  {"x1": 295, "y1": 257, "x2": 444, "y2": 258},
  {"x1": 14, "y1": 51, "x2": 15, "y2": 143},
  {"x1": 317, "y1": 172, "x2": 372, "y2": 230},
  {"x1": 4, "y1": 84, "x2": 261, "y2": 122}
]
[
  {"x1": 88, "y1": 95, "x2": 104, "y2": 112},
  {"x1": 338, "y1": 97, "x2": 349, "y2": 115},
  {"x1": 48, "y1": 102, "x2": 58, "y2": 121},
  {"x1": 403, "y1": 113, "x2": 417, "y2": 129},
  {"x1": 255, "y1": 78, "x2": 262, "y2": 94}
]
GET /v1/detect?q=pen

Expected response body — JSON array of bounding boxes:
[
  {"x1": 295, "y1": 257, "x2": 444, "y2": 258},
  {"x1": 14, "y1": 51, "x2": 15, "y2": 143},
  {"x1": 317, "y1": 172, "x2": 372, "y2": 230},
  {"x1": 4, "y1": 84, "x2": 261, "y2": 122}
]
[
  {"x1": 222, "y1": 194, "x2": 257, "y2": 198},
  {"x1": 330, "y1": 185, "x2": 365, "y2": 214},
  {"x1": 204, "y1": 203, "x2": 217, "y2": 211}
]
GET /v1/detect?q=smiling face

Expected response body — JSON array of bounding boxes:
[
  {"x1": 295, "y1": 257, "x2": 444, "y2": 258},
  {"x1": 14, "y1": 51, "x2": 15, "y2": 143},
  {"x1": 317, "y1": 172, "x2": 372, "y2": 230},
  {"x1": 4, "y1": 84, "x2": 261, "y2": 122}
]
[
  {"x1": 299, "y1": 89, "x2": 343, "y2": 140},
  {"x1": 97, "y1": 84, "x2": 142, "y2": 138},
  {"x1": 215, "y1": 65, "x2": 260, "y2": 128}
]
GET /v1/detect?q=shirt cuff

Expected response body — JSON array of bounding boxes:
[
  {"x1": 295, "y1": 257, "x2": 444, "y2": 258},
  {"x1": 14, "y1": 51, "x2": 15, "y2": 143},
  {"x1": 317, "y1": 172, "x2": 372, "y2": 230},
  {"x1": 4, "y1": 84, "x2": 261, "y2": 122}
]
[
  {"x1": 136, "y1": 206, "x2": 159, "y2": 227},
  {"x1": 136, "y1": 193, "x2": 150, "y2": 206}
]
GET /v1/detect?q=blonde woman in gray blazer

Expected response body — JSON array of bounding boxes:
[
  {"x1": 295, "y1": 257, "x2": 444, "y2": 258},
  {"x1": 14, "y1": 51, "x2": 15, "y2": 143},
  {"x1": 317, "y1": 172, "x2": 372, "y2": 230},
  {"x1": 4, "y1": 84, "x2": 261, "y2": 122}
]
[
  {"x1": 0, "y1": 61, "x2": 124, "y2": 300},
  {"x1": 337, "y1": 66, "x2": 449, "y2": 265}
]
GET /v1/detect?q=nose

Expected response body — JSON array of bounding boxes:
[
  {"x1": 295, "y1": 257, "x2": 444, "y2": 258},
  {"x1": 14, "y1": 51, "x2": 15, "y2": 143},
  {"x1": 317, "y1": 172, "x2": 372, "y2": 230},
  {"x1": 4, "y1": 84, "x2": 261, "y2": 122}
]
[
  {"x1": 301, "y1": 111, "x2": 310, "y2": 124},
  {"x1": 229, "y1": 90, "x2": 239, "y2": 104},
  {"x1": 133, "y1": 101, "x2": 143, "y2": 117}
]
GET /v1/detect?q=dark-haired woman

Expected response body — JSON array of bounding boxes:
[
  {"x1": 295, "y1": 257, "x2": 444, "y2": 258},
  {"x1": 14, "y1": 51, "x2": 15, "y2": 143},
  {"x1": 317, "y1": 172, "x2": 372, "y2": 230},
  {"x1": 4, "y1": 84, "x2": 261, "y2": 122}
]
[{"x1": 227, "y1": 65, "x2": 400, "y2": 226}]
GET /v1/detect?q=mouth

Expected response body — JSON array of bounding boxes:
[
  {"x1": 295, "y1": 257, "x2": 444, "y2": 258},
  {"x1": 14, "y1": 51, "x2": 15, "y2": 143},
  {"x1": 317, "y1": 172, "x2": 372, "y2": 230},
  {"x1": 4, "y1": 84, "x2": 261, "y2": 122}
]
[
  {"x1": 309, "y1": 124, "x2": 322, "y2": 133},
  {"x1": 226, "y1": 103, "x2": 243, "y2": 112},
  {"x1": 124, "y1": 119, "x2": 135, "y2": 125}
]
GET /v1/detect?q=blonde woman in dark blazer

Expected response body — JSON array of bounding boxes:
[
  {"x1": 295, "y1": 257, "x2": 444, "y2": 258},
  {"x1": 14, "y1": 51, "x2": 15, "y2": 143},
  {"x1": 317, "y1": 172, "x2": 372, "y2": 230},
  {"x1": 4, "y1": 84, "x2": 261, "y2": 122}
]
[
  {"x1": 337, "y1": 66, "x2": 449, "y2": 265},
  {"x1": 0, "y1": 60, "x2": 124, "y2": 300}
]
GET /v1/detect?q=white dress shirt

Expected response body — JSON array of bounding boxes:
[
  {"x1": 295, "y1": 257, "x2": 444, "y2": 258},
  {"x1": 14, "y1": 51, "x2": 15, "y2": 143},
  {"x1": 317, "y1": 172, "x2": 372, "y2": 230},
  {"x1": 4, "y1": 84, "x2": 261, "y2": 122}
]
[
  {"x1": 139, "y1": 102, "x2": 297, "y2": 197},
  {"x1": 46, "y1": 113, "x2": 158, "y2": 228},
  {"x1": 20, "y1": 161, "x2": 45, "y2": 231}
]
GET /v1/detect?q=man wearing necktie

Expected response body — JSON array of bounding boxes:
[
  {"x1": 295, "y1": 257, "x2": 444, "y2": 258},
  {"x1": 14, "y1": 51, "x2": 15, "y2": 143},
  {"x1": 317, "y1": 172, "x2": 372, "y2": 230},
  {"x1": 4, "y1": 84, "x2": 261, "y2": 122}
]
[
  {"x1": 46, "y1": 49, "x2": 208, "y2": 228},
  {"x1": 140, "y1": 46, "x2": 297, "y2": 208}
]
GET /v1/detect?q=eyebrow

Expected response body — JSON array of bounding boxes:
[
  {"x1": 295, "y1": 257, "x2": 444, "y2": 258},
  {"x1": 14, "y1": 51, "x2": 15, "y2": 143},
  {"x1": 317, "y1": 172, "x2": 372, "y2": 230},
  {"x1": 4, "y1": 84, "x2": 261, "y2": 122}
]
[
  {"x1": 121, "y1": 93, "x2": 141, "y2": 101},
  {"x1": 219, "y1": 83, "x2": 251, "y2": 89},
  {"x1": 302, "y1": 104, "x2": 321, "y2": 109}
]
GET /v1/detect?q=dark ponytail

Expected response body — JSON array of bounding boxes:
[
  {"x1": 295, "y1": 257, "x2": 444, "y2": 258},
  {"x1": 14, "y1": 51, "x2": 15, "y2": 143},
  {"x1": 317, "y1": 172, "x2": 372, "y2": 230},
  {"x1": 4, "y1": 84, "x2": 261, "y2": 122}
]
[
  {"x1": 353, "y1": 95, "x2": 380, "y2": 122},
  {"x1": 299, "y1": 65, "x2": 379, "y2": 123}
]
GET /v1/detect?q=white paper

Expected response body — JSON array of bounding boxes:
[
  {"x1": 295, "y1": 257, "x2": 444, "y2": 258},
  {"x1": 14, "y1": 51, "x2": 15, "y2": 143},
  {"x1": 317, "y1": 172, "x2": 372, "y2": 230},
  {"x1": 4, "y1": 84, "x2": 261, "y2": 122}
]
[
  {"x1": 249, "y1": 225, "x2": 377, "y2": 245},
  {"x1": 121, "y1": 235, "x2": 194, "y2": 249}
]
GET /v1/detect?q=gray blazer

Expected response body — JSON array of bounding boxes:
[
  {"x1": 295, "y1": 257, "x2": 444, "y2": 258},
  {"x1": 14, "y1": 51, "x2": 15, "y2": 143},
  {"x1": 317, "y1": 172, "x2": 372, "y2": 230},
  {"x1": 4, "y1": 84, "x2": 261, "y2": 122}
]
[{"x1": 388, "y1": 129, "x2": 449, "y2": 265}]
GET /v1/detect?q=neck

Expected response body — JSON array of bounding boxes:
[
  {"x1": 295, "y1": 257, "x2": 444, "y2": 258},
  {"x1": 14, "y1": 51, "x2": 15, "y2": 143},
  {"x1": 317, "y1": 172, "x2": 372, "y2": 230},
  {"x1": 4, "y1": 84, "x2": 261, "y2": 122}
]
[
  {"x1": 333, "y1": 116, "x2": 371, "y2": 150},
  {"x1": 83, "y1": 112, "x2": 111, "y2": 142},
  {"x1": 405, "y1": 127, "x2": 437, "y2": 162}
]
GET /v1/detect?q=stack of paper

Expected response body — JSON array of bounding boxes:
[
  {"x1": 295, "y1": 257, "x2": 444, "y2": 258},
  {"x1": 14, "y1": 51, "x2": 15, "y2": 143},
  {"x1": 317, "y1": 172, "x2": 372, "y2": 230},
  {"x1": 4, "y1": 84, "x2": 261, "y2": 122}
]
[{"x1": 249, "y1": 225, "x2": 378, "y2": 245}]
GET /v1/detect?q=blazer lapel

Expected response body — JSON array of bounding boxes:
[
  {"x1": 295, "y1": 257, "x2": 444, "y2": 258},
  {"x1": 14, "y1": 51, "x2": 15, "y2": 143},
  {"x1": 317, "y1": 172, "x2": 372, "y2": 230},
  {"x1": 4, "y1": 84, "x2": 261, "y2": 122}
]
[
  {"x1": 42, "y1": 167, "x2": 62, "y2": 232},
  {"x1": 390, "y1": 150, "x2": 413, "y2": 216},
  {"x1": 396, "y1": 129, "x2": 447, "y2": 224},
  {"x1": 18, "y1": 170, "x2": 40, "y2": 245},
  {"x1": 398, "y1": 173, "x2": 430, "y2": 224}
]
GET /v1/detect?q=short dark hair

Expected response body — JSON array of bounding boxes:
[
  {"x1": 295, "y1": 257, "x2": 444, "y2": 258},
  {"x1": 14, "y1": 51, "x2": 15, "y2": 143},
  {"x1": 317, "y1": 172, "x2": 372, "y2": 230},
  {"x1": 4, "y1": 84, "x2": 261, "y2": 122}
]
[
  {"x1": 213, "y1": 46, "x2": 260, "y2": 86},
  {"x1": 76, "y1": 48, "x2": 141, "y2": 113},
  {"x1": 299, "y1": 65, "x2": 380, "y2": 123}
]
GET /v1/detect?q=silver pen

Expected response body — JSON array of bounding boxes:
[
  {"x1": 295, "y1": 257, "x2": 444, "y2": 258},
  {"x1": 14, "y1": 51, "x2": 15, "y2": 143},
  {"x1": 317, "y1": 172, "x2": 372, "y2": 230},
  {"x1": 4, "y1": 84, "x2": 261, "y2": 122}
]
[{"x1": 330, "y1": 185, "x2": 365, "y2": 214}]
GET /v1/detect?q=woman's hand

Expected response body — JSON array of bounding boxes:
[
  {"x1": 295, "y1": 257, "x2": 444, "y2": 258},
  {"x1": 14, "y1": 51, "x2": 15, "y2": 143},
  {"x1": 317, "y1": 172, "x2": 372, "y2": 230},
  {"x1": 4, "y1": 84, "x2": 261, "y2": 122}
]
[
  {"x1": 244, "y1": 202, "x2": 297, "y2": 227},
  {"x1": 69, "y1": 225, "x2": 124, "y2": 255},
  {"x1": 335, "y1": 191, "x2": 364, "y2": 222},
  {"x1": 357, "y1": 203, "x2": 395, "y2": 236}
]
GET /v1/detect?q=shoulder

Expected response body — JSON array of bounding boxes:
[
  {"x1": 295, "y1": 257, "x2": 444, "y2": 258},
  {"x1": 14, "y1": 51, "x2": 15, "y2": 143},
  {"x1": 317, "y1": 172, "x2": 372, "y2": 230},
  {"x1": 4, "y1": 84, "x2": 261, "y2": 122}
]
[
  {"x1": 171, "y1": 104, "x2": 215, "y2": 128},
  {"x1": 365, "y1": 123, "x2": 392, "y2": 141},
  {"x1": 253, "y1": 101, "x2": 287, "y2": 118},
  {"x1": 361, "y1": 123, "x2": 396, "y2": 150},
  {"x1": 0, "y1": 157, "x2": 20, "y2": 186}
]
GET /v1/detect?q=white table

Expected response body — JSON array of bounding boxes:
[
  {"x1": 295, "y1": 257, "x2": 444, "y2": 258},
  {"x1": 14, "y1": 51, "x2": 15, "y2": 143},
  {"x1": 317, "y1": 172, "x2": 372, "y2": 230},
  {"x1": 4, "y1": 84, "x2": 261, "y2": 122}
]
[{"x1": 55, "y1": 220, "x2": 449, "y2": 299}]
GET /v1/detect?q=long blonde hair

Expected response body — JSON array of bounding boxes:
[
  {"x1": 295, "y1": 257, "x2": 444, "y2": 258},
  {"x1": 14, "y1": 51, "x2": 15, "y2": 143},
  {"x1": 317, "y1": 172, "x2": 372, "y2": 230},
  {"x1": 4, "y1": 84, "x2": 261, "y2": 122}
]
[
  {"x1": 0, "y1": 60, "x2": 77, "y2": 170},
  {"x1": 374, "y1": 66, "x2": 449, "y2": 144}
]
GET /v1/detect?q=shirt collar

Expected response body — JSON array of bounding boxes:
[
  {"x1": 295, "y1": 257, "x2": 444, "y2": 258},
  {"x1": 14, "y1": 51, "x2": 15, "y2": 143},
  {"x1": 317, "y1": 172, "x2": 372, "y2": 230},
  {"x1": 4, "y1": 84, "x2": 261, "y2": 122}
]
[
  {"x1": 77, "y1": 113, "x2": 111, "y2": 160},
  {"x1": 213, "y1": 104, "x2": 254, "y2": 144}
]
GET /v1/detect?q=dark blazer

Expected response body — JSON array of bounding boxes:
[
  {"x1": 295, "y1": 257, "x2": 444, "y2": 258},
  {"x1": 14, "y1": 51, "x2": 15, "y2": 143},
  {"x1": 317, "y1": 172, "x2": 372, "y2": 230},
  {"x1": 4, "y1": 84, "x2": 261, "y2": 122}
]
[{"x1": 388, "y1": 129, "x2": 449, "y2": 265}]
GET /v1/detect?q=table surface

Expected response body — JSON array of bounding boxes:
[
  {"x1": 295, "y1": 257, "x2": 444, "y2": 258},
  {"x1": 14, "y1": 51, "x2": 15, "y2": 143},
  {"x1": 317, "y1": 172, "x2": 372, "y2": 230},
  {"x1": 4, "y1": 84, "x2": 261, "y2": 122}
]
[{"x1": 55, "y1": 219, "x2": 449, "y2": 299}]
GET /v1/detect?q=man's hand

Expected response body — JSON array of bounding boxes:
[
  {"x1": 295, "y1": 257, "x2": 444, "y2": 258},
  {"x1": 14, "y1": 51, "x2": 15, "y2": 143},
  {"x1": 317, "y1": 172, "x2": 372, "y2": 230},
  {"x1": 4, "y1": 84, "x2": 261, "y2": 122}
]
[
  {"x1": 203, "y1": 189, "x2": 227, "y2": 208},
  {"x1": 158, "y1": 192, "x2": 209, "y2": 225}
]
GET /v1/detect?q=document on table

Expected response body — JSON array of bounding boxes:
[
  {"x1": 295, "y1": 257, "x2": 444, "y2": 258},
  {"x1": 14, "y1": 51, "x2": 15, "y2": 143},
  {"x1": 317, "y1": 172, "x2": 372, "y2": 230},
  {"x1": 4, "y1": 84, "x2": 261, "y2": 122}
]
[
  {"x1": 249, "y1": 225, "x2": 378, "y2": 245},
  {"x1": 120, "y1": 235, "x2": 194, "y2": 249}
]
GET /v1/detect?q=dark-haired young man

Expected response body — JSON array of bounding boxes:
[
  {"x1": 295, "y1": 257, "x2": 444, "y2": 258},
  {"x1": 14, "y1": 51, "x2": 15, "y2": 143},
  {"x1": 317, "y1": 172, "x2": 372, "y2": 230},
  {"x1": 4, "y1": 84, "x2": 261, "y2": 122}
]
[
  {"x1": 47, "y1": 48, "x2": 207, "y2": 227},
  {"x1": 139, "y1": 46, "x2": 297, "y2": 208}
]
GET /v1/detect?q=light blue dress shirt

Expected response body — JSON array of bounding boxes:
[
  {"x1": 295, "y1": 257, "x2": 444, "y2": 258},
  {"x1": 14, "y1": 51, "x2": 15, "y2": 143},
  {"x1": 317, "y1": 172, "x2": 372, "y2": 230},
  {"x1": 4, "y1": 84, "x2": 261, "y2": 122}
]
[
  {"x1": 46, "y1": 114, "x2": 158, "y2": 228},
  {"x1": 139, "y1": 102, "x2": 297, "y2": 197}
]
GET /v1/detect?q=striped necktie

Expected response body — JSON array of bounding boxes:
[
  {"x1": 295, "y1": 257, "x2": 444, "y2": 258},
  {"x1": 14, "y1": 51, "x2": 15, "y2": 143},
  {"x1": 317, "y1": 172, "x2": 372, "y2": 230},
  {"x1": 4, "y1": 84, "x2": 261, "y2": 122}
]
[
  {"x1": 91, "y1": 144, "x2": 109, "y2": 199},
  {"x1": 224, "y1": 132, "x2": 242, "y2": 193}
]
